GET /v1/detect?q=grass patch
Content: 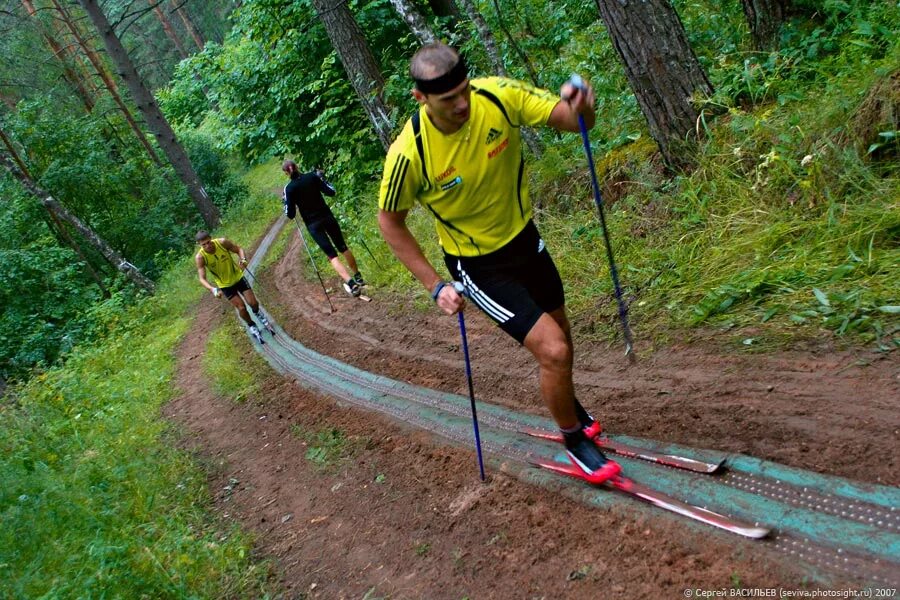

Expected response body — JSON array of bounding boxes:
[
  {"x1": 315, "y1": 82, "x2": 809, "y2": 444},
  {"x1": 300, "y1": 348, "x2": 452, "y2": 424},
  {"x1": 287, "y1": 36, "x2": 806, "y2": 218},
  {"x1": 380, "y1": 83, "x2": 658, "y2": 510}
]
[
  {"x1": 0, "y1": 295, "x2": 274, "y2": 598},
  {"x1": 291, "y1": 425, "x2": 366, "y2": 471},
  {"x1": 0, "y1": 169, "x2": 285, "y2": 598},
  {"x1": 203, "y1": 319, "x2": 270, "y2": 402}
]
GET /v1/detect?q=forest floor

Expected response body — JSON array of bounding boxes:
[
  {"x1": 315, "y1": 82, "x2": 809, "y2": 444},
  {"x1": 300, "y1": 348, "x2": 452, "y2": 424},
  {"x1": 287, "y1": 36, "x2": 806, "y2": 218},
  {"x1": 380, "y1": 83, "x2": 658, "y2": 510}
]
[{"x1": 165, "y1": 231, "x2": 899, "y2": 599}]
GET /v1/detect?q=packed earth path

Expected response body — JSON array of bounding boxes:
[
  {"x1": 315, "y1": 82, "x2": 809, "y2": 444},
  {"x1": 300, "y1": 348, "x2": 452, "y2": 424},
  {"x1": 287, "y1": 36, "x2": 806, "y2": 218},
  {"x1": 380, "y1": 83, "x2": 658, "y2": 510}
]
[{"x1": 166, "y1": 218, "x2": 899, "y2": 599}]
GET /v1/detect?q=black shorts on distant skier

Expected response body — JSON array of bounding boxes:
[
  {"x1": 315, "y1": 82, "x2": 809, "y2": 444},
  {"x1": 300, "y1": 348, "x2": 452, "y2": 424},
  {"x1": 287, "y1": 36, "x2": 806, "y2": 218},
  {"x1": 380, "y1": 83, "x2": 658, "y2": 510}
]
[{"x1": 282, "y1": 160, "x2": 365, "y2": 297}]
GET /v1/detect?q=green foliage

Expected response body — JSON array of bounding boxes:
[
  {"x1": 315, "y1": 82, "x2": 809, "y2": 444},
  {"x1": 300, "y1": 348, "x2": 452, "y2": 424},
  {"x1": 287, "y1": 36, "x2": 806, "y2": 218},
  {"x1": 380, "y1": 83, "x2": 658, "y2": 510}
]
[
  {"x1": 697, "y1": 0, "x2": 899, "y2": 108},
  {"x1": 0, "y1": 175, "x2": 281, "y2": 598},
  {"x1": 7, "y1": 97, "x2": 194, "y2": 273},
  {"x1": 0, "y1": 288, "x2": 272, "y2": 599},
  {"x1": 0, "y1": 95, "x2": 251, "y2": 379},
  {"x1": 180, "y1": 129, "x2": 250, "y2": 213},
  {"x1": 159, "y1": 0, "x2": 408, "y2": 186},
  {"x1": 0, "y1": 179, "x2": 124, "y2": 380},
  {"x1": 156, "y1": 59, "x2": 210, "y2": 129}
]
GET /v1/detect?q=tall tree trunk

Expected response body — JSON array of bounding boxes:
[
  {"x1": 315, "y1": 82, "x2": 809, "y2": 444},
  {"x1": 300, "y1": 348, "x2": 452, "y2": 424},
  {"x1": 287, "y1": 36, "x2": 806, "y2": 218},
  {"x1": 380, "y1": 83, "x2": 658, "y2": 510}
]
[
  {"x1": 0, "y1": 152, "x2": 155, "y2": 293},
  {"x1": 150, "y1": 0, "x2": 188, "y2": 59},
  {"x1": 20, "y1": 0, "x2": 96, "y2": 113},
  {"x1": 51, "y1": 0, "x2": 164, "y2": 167},
  {"x1": 0, "y1": 91, "x2": 17, "y2": 110},
  {"x1": 78, "y1": 0, "x2": 220, "y2": 228},
  {"x1": 310, "y1": 0, "x2": 393, "y2": 151},
  {"x1": 487, "y1": 0, "x2": 540, "y2": 87},
  {"x1": 389, "y1": 0, "x2": 437, "y2": 45},
  {"x1": 741, "y1": 0, "x2": 786, "y2": 51},
  {"x1": 171, "y1": 0, "x2": 205, "y2": 50},
  {"x1": 594, "y1": 0, "x2": 714, "y2": 171},
  {"x1": 456, "y1": 0, "x2": 505, "y2": 76},
  {"x1": 0, "y1": 127, "x2": 29, "y2": 176}
]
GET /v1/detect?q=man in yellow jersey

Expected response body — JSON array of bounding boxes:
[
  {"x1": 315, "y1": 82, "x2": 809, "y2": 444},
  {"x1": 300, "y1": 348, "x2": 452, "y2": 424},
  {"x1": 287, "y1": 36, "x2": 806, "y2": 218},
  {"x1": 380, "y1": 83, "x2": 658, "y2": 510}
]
[
  {"x1": 377, "y1": 43, "x2": 620, "y2": 484},
  {"x1": 195, "y1": 231, "x2": 269, "y2": 341}
]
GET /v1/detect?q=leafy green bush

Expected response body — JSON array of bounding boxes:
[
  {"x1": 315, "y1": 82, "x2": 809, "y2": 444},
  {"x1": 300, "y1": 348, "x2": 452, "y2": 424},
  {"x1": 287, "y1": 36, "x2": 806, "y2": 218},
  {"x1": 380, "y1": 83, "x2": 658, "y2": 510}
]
[{"x1": 181, "y1": 129, "x2": 250, "y2": 213}]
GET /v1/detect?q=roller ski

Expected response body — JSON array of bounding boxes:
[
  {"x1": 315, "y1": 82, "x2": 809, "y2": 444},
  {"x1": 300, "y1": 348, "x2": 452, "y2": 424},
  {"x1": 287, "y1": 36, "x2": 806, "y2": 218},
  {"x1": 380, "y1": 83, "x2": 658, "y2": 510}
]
[
  {"x1": 520, "y1": 424, "x2": 724, "y2": 474},
  {"x1": 256, "y1": 311, "x2": 276, "y2": 336},
  {"x1": 343, "y1": 276, "x2": 372, "y2": 302},
  {"x1": 528, "y1": 455, "x2": 768, "y2": 538},
  {"x1": 563, "y1": 429, "x2": 622, "y2": 484},
  {"x1": 248, "y1": 324, "x2": 265, "y2": 345}
]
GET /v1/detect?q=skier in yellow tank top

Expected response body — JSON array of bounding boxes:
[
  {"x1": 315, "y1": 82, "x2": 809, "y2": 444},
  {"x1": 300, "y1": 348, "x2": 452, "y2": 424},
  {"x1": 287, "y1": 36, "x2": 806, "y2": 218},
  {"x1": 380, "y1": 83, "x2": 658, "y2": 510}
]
[{"x1": 195, "y1": 230, "x2": 270, "y2": 341}]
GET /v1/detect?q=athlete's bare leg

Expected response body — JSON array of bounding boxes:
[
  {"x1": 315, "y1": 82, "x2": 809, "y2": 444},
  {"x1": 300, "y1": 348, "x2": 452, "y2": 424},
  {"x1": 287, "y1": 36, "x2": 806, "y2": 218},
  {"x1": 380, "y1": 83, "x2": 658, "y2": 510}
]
[
  {"x1": 229, "y1": 294, "x2": 253, "y2": 326},
  {"x1": 342, "y1": 248, "x2": 359, "y2": 274},
  {"x1": 523, "y1": 307, "x2": 578, "y2": 429},
  {"x1": 240, "y1": 288, "x2": 259, "y2": 312},
  {"x1": 328, "y1": 256, "x2": 351, "y2": 281}
]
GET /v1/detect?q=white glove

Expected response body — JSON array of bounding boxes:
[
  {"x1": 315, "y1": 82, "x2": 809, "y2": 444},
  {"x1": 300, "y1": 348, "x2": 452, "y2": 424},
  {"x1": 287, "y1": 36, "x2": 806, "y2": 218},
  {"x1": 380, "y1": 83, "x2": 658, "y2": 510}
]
[{"x1": 211, "y1": 287, "x2": 221, "y2": 298}]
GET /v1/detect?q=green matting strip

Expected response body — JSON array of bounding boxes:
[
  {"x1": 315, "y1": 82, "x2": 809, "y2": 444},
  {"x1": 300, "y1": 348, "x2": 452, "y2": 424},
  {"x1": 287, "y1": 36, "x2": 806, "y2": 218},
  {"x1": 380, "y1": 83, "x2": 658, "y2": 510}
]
[{"x1": 273, "y1": 323, "x2": 900, "y2": 509}]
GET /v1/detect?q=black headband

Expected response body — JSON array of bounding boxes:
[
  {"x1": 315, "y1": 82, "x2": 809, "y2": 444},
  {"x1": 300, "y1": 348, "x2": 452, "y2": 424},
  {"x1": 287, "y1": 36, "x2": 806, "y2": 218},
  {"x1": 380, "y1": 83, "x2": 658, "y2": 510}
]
[{"x1": 413, "y1": 57, "x2": 468, "y2": 95}]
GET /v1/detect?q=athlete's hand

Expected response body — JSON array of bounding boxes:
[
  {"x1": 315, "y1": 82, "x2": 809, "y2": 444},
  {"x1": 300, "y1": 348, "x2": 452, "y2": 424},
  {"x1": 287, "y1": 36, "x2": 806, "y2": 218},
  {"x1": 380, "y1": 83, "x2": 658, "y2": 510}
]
[
  {"x1": 433, "y1": 281, "x2": 466, "y2": 315},
  {"x1": 239, "y1": 257, "x2": 248, "y2": 266},
  {"x1": 211, "y1": 287, "x2": 221, "y2": 298},
  {"x1": 561, "y1": 74, "x2": 595, "y2": 115}
]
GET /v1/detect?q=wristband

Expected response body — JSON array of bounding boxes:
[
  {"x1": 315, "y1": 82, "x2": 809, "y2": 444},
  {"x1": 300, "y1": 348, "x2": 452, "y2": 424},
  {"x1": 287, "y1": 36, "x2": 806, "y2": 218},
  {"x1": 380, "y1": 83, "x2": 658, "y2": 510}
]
[{"x1": 431, "y1": 281, "x2": 449, "y2": 302}]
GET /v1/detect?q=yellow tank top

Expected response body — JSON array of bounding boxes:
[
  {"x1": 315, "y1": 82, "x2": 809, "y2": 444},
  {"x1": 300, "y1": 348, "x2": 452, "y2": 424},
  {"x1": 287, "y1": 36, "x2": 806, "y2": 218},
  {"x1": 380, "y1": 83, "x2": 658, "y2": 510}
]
[{"x1": 197, "y1": 239, "x2": 243, "y2": 288}]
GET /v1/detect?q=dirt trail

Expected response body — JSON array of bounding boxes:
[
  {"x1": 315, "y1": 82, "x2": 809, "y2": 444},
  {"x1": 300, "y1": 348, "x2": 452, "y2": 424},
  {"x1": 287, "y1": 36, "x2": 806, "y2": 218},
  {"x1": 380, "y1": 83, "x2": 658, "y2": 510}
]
[{"x1": 166, "y1": 230, "x2": 898, "y2": 598}]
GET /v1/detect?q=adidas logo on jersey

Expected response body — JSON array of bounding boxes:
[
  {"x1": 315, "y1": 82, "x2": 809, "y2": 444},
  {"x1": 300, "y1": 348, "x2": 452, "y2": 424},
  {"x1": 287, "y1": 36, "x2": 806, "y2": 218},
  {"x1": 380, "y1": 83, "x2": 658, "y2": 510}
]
[{"x1": 485, "y1": 128, "x2": 503, "y2": 144}]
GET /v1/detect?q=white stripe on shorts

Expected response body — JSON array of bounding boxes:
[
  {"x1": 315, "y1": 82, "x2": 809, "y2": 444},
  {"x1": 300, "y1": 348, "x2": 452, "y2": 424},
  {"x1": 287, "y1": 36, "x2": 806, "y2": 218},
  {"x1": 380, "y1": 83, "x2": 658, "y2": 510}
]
[{"x1": 457, "y1": 261, "x2": 514, "y2": 324}]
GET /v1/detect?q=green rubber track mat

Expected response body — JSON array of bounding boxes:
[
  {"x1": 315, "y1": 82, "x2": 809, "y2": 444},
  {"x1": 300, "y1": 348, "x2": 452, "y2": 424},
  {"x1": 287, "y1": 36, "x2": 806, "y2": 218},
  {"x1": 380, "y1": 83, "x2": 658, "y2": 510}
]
[{"x1": 245, "y1": 218, "x2": 900, "y2": 587}]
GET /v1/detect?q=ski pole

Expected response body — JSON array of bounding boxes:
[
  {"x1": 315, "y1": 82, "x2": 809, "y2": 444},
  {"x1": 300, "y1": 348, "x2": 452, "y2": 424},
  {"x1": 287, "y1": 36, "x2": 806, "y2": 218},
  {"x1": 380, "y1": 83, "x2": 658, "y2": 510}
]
[
  {"x1": 242, "y1": 264, "x2": 264, "y2": 295},
  {"x1": 356, "y1": 234, "x2": 382, "y2": 270},
  {"x1": 452, "y1": 282, "x2": 486, "y2": 482},
  {"x1": 294, "y1": 220, "x2": 335, "y2": 313},
  {"x1": 568, "y1": 74, "x2": 635, "y2": 363}
]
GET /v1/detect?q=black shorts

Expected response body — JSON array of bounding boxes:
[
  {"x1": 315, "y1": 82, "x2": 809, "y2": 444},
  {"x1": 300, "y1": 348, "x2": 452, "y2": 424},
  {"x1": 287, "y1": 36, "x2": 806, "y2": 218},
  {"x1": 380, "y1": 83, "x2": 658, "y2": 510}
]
[
  {"x1": 220, "y1": 277, "x2": 251, "y2": 300},
  {"x1": 444, "y1": 221, "x2": 564, "y2": 344},
  {"x1": 306, "y1": 216, "x2": 347, "y2": 259}
]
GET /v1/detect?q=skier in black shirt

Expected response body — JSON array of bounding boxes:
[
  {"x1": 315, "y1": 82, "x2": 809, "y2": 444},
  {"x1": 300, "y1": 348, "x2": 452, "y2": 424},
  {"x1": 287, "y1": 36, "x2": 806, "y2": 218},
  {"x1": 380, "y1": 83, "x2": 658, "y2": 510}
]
[{"x1": 282, "y1": 160, "x2": 365, "y2": 296}]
